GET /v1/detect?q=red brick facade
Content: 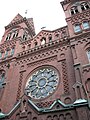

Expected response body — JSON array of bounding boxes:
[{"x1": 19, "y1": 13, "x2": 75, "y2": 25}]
[{"x1": 0, "y1": 0, "x2": 90, "y2": 120}]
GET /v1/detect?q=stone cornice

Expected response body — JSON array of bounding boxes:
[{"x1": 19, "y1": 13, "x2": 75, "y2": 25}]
[
  {"x1": 5, "y1": 17, "x2": 36, "y2": 37},
  {"x1": 0, "y1": 56, "x2": 16, "y2": 66},
  {"x1": 66, "y1": 9, "x2": 90, "y2": 23},
  {"x1": 5, "y1": 17, "x2": 26, "y2": 30},
  {"x1": 69, "y1": 31, "x2": 90, "y2": 42},
  {"x1": 0, "y1": 39, "x2": 16, "y2": 50}
]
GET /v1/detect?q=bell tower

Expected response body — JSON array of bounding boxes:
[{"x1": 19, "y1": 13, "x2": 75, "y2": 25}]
[{"x1": 61, "y1": 0, "x2": 90, "y2": 37}]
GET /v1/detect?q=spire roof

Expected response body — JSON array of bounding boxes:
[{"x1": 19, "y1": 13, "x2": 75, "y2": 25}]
[{"x1": 9, "y1": 13, "x2": 23, "y2": 24}]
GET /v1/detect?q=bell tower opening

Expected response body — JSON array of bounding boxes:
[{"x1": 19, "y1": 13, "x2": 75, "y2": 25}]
[{"x1": 61, "y1": 0, "x2": 90, "y2": 37}]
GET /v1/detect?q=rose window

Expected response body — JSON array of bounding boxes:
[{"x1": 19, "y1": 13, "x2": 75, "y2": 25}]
[{"x1": 25, "y1": 68, "x2": 59, "y2": 99}]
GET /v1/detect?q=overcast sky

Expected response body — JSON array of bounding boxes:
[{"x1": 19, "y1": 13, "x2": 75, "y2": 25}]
[{"x1": 0, "y1": 0, "x2": 67, "y2": 39}]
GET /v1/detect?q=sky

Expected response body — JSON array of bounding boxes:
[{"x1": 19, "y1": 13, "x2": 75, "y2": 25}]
[{"x1": 0, "y1": 0, "x2": 67, "y2": 40}]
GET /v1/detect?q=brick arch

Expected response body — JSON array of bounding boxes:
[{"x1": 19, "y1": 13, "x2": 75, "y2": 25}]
[
  {"x1": 15, "y1": 113, "x2": 20, "y2": 120},
  {"x1": 0, "y1": 70, "x2": 6, "y2": 83},
  {"x1": 85, "y1": 78, "x2": 90, "y2": 93},
  {"x1": 84, "y1": 43, "x2": 90, "y2": 62},
  {"x1": 32, "y1": 117, "x2": 37, "y2": 120},
  {"x1": 84, "y1": 42, "x2": 90, "y2": 50},
  {"x1": 81, "y1": 19, "x2": 89, "y2": 23},
  {"x1": 53, "y1": 115, "x2": 58, "y2": 120},
  {"x1": 65, "y1": 113, "x2": 73, "y2": 120},
  {"x1": 64, "y1": 97, "x2": 72, "y2": 104},
  {"x1": 46, "y1": 115, "x2": 52, "y2": 120},
  {"x1": 59, "y1": 114, "x2": 64, "y2": 120}
]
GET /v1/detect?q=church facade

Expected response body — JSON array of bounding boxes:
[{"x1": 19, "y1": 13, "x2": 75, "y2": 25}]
[{"x1": 0, "y1": 0, "x2": 90, "y2": 120}]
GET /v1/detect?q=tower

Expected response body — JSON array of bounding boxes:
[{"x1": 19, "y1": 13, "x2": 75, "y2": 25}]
[{"x1": 0, "y1": 0, "x2": 90, "y2": 120}]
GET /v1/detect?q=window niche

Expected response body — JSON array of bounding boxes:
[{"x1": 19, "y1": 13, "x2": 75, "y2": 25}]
[
  {"x1": 11, "y1": 48, "x2": 15, "y2": 55},
  {"x1": 47, "y1": 115, "x2": 52, "y2": 120},
  {"x1": 66, "y1": 113, "x2": 73, "y2": 120},
  {"x1": 81, "y1": 3, "x2": 89, "y2": 11},
  {"x1": 0, "y1": 52, "x2": 2, "y2": 59},
  {"x1": 53, "y1": 115, "x2": 58, "y2": 120},
  {"x1": 12, "y1": 30, "x2": 18, "y2": 39},
  {"x1": 5, "y1": 50, "x2": 8, "y2": 58},
  {"x1": 6, "y1": 33, "x2": 11, "y2": 41},
  {"x1": 22, "y1": 31, "x2": 28, "y2": 41},
  {"x1": 0, "y1": 70, "x2": 5, "y2": 88},
  {"x1": 41, "y1": 37, "x2": 46, "y2": 45},
  {"x1": 32, "y1": 117, "x2": 37, "y2": 120},
  {"x1": 48, "y1": 35, "x2": 52, "y2": 42},
  {"x1": 86, "y1": 78, "x2": 90, "y2": 93},
  {"x1": 86, "y1": 50, "x2": 90, "y2": 62},
  {"x1": 34, "y1": 41, "x2": 38, "y2": 47},
  {"x1": 28, "y1": 44, "x2": 31, "y2": 49},
  {"x1": 71, "y1": 6, "x2": 79, "y2": 15},
  {"x1": 55, "y1": 33, "x2": 59, "y2": 39},
  {"x1": 82, "y1": 21, "x2": 90, "y2": 30},
  {"x1": 77, "y1": 86, "x2": 82, "y2": 99},
  {"x1": 74, "y1": 24, "x2": 81, "y2": 33}
]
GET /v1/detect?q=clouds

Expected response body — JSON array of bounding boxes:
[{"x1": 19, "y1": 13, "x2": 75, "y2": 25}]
[{"x1": 0, "y1": 0, "x2": 66, "y2": 39}]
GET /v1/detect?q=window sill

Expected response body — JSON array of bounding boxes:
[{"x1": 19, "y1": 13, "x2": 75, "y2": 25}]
[
  {"x1": 0, "y1": 55, "x2": 13, "y2": 61},
  {"x1": 74, "y1": 31, "x2": 82, "y2": 35},
  {"x1": 82, "y1": 63, "x2": 90, "y2": 68},
  {"x1": 83, "y1": 28, "x2": 90, "y2": 32}
]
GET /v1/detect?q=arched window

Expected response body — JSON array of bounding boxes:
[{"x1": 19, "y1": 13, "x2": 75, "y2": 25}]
[
  {"x1": 47, "y1": 115, "x2": 52, "y2": 120},
  {"x1": 59, "y1": 114, "x2": 64, "y2": 120},
  {"x1": 34, "y1": 41, "x2": 38, "y2": 47},
  {"x1": 5, "y1": 50, "x2": 8, "y2": 58},
  {"x1": 11, "y1": 48, "x2": 15, "y2": 55},
  {"x1": 32, "y1": 117, "x2": 37, "y2": 120},
  {"x1": 53, "y1": 115, "x2": 58, "y2": 120},
  {"x1": 48, "y1": 35, "x2": 52, "y2": 42},
  {"x1": 15, "y1": 113, "x2": 20, "y2": 120},
  {"x1": 28, "y1": 44, "x2": 31, "y2": 49},
  {"x1": 66, "y1": 113, "x2": 73, "y2": 120},
  {"x1": 87, "y1": 50, "x2": 90, "y2": 62},
  {"x1": 0, "y1": 52, "x2": 2, "y2": 59},
  {"x1": 83, "y1": 22, "x2": 90, "y2": 30},
  {"x1": 81, "y1": 3, "x2": 89, "y2": 11},
  {"x1": 71, "y1": 6, "x2": 79, "y2": 15},
  {"x1": 41, "y1": 37, "x2": 46, "y2": 45},
  {"x1": 12, "y1": 30, "x2": 18, "y2": 38},
  {"x1": 74, "y1": 24, "x2": 81, "y2": 33},
  {"x1": 86, "y1": 78, "x2": 90, "y2": 93},
  {"x1": 6, "y1": 33, "x2": 11, "y2": 41},
  {"x1": 0, "y1": 70, "x2": 5, "y2": 88},
  {"x1": 22, "y1": 31, "x2": 28, "y2": 41}
]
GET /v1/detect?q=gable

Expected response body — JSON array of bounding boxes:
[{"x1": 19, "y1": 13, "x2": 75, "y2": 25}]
[{"x1": 9, "y1": 13, "x2": 23, "y2": 24}]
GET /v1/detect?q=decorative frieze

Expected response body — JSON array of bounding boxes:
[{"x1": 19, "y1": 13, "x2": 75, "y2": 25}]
[
  {"x1": 16, "y1": 72, "x2": 23, "y2": 101},
  {"x1": 27, "y1": 56, "x2": 57, "y2": 67},
  {"x1": 61, "y1": 60, "x2": 69, "y2": 94}
]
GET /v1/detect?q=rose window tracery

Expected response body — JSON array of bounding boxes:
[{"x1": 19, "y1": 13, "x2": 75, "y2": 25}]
[{"x1": 25, "y1": 67, "x2": 59, "y2": 99}]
